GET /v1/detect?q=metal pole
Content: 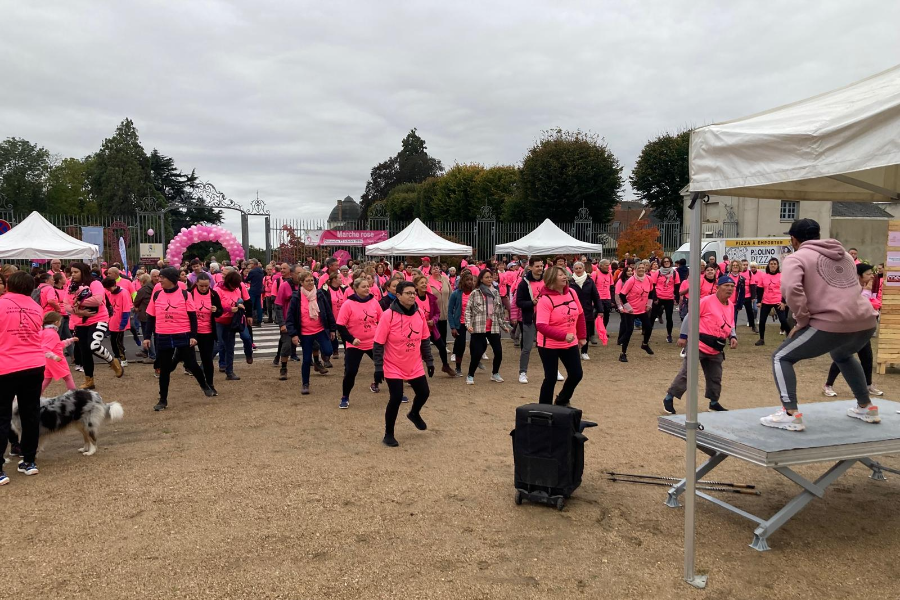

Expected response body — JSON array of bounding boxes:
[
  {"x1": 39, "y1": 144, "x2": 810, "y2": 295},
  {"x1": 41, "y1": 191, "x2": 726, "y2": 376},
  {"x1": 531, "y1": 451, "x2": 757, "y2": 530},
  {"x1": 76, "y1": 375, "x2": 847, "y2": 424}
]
[
  {"x1": 684, "y1": 191, "x2": 707, "y2": 589},
  {"x1": 241, "y1": 212, "x2": 250, "y2": 259},
  {"x1": 264, "y1": 215, "x2": 271, "y2": 264},
  {"x1": 159, "y1": 211, "x2": 166, "y2": 258}
]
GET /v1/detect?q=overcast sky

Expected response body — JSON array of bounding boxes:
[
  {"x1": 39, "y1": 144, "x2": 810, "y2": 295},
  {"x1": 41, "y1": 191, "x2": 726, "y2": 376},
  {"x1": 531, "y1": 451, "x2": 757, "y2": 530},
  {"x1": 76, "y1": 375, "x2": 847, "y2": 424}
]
[{"x1": 2, "y1": 1, "x2": 898, "y2": 244}]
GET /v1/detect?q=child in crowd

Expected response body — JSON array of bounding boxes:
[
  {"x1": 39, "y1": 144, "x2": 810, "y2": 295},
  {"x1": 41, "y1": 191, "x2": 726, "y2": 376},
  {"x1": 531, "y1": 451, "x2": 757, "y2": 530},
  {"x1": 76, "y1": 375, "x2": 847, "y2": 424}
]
[{"x1": 41, "y1": 311, "x2": 78, "y2": 393}]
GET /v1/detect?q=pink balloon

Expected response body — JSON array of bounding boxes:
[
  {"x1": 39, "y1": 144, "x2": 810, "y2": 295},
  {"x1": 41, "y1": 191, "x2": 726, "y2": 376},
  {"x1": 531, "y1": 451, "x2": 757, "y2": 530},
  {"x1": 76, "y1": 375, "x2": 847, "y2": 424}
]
[{"x1": 147, "y1": 228, "x2": 154, "y2": 236}]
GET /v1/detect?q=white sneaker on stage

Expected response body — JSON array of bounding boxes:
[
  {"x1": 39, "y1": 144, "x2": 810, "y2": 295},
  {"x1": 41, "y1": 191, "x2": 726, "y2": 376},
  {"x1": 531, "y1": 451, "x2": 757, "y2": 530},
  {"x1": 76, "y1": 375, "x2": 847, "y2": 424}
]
[
  {"x1": 518, "y1": 372, "x2": 528, "y2": 384},
  {"x1": 760, "y1": 408, "x2": 805, "y2": 432},
  {"x1": 557, "y1": 371, "x2": 564, "y2": 381},
  {"x1": 823, "y1": 385, "x2": 837, "y2": 397},
  {"x1": 847, "y1": 404, "x2": 881, "y2": 424}
]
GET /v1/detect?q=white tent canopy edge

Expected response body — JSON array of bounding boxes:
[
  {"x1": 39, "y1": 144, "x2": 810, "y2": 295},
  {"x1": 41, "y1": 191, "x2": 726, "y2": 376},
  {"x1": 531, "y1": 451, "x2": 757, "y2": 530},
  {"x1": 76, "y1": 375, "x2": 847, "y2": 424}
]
[
  {"x1": 364, "y1": 218, "x2": 472, "y2": 256},
  {"x1": 0, "y1": 211, "x2": 100, "y2": 260},
  {"x1": 494, "y1": 218, "x2": 603, "y2": 255}
]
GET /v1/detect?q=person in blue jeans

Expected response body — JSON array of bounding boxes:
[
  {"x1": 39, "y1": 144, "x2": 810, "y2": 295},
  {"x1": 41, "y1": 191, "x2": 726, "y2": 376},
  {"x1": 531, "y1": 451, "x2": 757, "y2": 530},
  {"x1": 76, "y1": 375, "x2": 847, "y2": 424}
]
[
  {"x1": 245, "y1": 259, "x2": 265, "y2": 325},
  {"x1": 285, "y1": 271, "x2": 336, "y2": 396}
]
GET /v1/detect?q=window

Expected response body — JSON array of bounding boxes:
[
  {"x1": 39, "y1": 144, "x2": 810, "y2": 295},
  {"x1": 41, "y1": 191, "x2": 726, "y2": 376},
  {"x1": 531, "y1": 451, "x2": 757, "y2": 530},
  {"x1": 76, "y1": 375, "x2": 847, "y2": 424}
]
[{"x1": 780, "y1": 200, "x2": 798, "y2": 221}]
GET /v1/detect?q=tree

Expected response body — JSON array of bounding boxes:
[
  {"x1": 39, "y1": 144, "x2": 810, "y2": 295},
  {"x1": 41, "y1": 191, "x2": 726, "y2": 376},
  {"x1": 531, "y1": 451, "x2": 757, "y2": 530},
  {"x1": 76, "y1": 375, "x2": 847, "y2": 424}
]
[
  {"x1": 88, "y1": 118, "x2": 154, "y2": 215},
  {"x1": 382, "y1": 183, "x2": 421, "y2": 221},
  {"x1": 518, "y1": 129, "x2": 623, "y2": 222},
  {"x1": 629, "y1": 130, "x2": 690, "y2": 222},
  {"x1": 616, "y1": 219, "x2": 663, "y2": 258},
  {"x1": 360, "y1": 129, "x2": 443, "y2": 217},
  {"x1": 0, "y1": 137, "x2": 51, "y2": 211},
  {"x1": 46, "y1": 157, "x2": 97, "y2": 215},
  {"x1": 150, "y1": 149, "x2": 223, "y2": 231}
]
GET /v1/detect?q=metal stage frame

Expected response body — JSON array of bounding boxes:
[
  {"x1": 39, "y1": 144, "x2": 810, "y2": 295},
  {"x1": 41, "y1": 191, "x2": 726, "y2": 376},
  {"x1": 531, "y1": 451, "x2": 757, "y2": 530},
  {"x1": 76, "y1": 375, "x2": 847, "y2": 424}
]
[{"x1": 659, "y1": 400, "x2": 900, "y2": 551}]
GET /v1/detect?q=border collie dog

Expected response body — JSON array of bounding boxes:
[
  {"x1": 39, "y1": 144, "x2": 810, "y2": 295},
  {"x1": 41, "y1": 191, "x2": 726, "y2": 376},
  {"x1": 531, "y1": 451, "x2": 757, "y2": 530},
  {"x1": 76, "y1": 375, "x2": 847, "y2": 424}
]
[{"x1": 11, "y1": 389, "x2": 124, "y2": 457}]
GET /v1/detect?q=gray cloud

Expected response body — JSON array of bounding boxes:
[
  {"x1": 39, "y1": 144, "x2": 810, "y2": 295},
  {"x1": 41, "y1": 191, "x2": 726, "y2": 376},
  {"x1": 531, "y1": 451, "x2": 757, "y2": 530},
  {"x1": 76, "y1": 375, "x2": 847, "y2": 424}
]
[{"x1": 1, "y1": 0, "x2": 897, "y2": 245}]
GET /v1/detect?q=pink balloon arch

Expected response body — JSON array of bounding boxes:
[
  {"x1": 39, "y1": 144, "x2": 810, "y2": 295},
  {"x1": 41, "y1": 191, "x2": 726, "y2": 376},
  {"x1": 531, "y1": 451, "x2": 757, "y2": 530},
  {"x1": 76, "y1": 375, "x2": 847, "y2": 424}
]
[{"x1": 166, "y1": 224, "x2": 245, "y2": 264}]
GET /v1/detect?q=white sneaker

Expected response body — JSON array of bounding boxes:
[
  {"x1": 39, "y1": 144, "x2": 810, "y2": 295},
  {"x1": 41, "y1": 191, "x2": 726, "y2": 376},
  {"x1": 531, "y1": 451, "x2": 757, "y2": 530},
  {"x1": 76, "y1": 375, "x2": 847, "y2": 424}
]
[
  {"x1": 760, "y1": 408, "x2": 805, "y2": 431},
  {"x1": 482, "y1": 353, "x2": 488, "y2": 360},
  {"x1": 847, "y1": 404, "x2": 881, "y2": 423},
  {"x1": 680, "y1": 349, "x2": 686, "y2": 359},
  {"x1": 466, "y1": 375, "x2": 474, "y2": 385},
  {"x1": 120, "y1": 360, "x2": 128, "y2": 367},
  {"x1": 518, "y1": 372, "x2": 528, "y2": 384},
  {"x1": 491, "y1": 373, "x2": 504, "y2": 383},
  {"x1": 557, "y1": 371, "x2": 564, "y2": 381},
  {"x1": 868, "y1": 384, "x2": 884, "y2": 396},
  {"x1": 450, "y1": 354, "x2": 456, "y2": 362},
  {"x1": 581, "y1": 353, "x2": 590, "y2": 361},
  {"x1": 74, "y1": 365, "x2": 84, "y2": 372},
  {"x1": 823, "y1": 385, "x2": 837, "y2": 397}
]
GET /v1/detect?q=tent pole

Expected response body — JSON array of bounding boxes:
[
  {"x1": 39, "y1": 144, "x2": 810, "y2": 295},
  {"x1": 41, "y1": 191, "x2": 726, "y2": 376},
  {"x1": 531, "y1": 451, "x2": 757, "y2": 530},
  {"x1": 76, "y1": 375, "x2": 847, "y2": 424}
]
[{"x1": 683, "y1": 191, "x2": 707, "y2": 589}]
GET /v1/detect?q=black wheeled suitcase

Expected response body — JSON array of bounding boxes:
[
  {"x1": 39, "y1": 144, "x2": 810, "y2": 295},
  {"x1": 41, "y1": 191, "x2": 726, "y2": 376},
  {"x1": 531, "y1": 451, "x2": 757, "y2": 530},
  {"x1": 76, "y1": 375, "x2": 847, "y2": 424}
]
[{"x1": 510, "y1": 403, "x2": 596, "y2": 510}]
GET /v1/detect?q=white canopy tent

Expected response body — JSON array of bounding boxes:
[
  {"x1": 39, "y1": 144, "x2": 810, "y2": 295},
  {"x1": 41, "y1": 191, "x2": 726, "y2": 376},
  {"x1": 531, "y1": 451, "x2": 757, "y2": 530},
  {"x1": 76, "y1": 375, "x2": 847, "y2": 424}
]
[
  {"x1": 495, "y1": 218, "x2": 603, "y2": 255},
  {"x1": 365, "y1": 218, "x2": 472, "y2": 256},
  {"x1": 681, "y1": 65, "x2": 900, "y2": 588},
  {"x1": 0, "y1": 211, "x2": 100, "y2": 260}
]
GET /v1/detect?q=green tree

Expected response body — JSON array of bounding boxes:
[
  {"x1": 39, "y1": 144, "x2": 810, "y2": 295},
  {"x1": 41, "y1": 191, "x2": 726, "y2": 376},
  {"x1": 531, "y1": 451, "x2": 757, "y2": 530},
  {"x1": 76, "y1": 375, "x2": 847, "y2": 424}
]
[
  {"x1": 0, "y1": 137, "x2": 51, "y2": 211},
  {"x1": 150, "y1": 149, "x2": 223, "y2": 233},
  {"x1": 518, "y1": 129, "x2": 623, "y2": 222},
  {"x1": 629, "y1": 130, "x2": 690, "y2": 222},
  {"x1": 46, "y1": 157, "x2": 97, "y2": 215},
  {"x1": 89, "y1": 118, "x2": 155, "y2": 216},
  {"x1": 382, "y1": 183, "x2": 421, "y2": 221},
  {"x1": 360, "y1": 129, "x2": 443, "y2": 217}
]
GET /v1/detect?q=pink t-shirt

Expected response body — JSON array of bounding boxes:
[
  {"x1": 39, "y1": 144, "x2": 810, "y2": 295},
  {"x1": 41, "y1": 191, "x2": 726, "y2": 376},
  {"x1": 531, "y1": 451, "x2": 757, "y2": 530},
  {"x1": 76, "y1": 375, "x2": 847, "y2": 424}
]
[
  {"x1": 191, "y1": 288, "x2": 216, "y2": 335},
  {"x1": 654, "y1": 271, "x2": 680, "y2": 301},
  {"x1": 620, "y1": 276, "x2": 652, "y2": 315},
  {"x1": 41, "y1": 326, "x2": 72, "y2": 380},
  {"x1": 727, "y1": 273, "x2": 744, "y2": 304},
  {"x1": 39, "y1": 284, "x2": 64, "y2": 315},
  {"x1": 328, "y1": 286, "x2": 346, "y2": 321},
  {"x1": 741, "y1": 271, "x2": 753, "y2": 298},
  {"x1": 147, "y1": 287, "x2": 195, "y2": 335},
  {"x1": 337, "y1": 296, "x2": 383, "y2": 350},
  {"x1": 698, "y1": 294, "x2": 735, "y2": 355},
  {"x1": 535, "y1": 288, "x2": 584, "y2": 349},
  {"x1": 215, "y1": 286, "x2": 250, "y2": 325},
  {"x1": 415, "y1": 294, "x2": 432, "y2": 325},
  {"x1": 592, "y1": 269, "x2": 613, "y2": 300},
  {"x1": 153, "y1": 281, "x2": 187, "y2": 295},
  {"x1": 459, "y1": 292, "x2": 471, "y2": 325},
  {"x1": 71, "y1": 280, "x2": 110, "y2": 327},
  {"x1": 300, "y1": 292, "x2": 324, "y2": 336},
  {"x1": 373, "y1": 306, "x2": 430, "y2": 380},
  {"x1": 275, "y1": 280, "x2": 295, "y2": 321},
  {"x1": 759, "y1": 272, "x2": 783, "y2": 305},
  {"x1": 0, "y1": 293, "x2": 45, "y2": 375},
  {"x1": 106, "y1": 288, "x2": 133, "y2": 332}
]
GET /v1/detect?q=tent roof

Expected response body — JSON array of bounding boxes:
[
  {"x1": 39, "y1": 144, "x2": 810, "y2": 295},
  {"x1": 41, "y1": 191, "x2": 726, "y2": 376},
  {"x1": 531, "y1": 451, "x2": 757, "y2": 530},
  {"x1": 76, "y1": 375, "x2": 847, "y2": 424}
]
[
  {"x1": 689, "y1": 64, "x2": 900, "y2": 202},
  {"x1": 495, "y1": 219, "x2": 603, "y2": 255},
  {"x1": 365, "y1": 218, "x2": 472, "y2": 256},
  {"x1": 0, "y1": 211, "x2": 100, "y2": 260}
]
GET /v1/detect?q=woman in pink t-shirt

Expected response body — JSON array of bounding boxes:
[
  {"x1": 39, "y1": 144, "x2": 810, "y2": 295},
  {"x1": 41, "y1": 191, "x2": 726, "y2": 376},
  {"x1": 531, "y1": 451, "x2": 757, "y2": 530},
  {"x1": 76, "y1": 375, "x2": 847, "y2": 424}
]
[
  {"x1": 535, "y1": 265, "x2": 586, "y2": 406},
  {"x1": 40, "y1": 311, "x2": 78, "y2": 393},
  {"x1": 143, "y1": 267, "x2": 215, "y2": 411},
  {"x1": 427, "y1": 264, "x2": 451, "y2": 342},
  {"x1": 65, "y1": 262, "x2": 122, "y2": 389},
  {"x1": 0, "y1": 271, "x2": 46, "y2": 481},
  {"x1": 373, "y1": 281, "x2": 434, "y2": 447},
  {"x1": 102, "y1": 276, "x2": 133, "y2": 366},
  {"x1": 191, "y1": 273, "x2": 222, "y2": 394},
  {"x1": 755, "y1": 258, "x2": 790, "y2": 346},
  {"x1": 286, "y1": 271, "x2": 336, "y2": 395},
  {"x1": 651, "y1": 256, "x2": 680, "y2": 343},
  {"x1": 448, "y1": 271, "x2": 476, "y2": 375},
  {"x1": 213, "y1": 270, "x2": 251, "y2": 380},
  {"x1": 415, "y1": 275, "x2": 455, "y2": 377},
  {"x1": 324, "y1": 272, "x2": 348, "y2": 359},
  {"x1": 617, "y1": 262, "x2": 655, "y2": 362},
  {"x1": 336, "y1": 277, "x2": 383, "y2": 408}
]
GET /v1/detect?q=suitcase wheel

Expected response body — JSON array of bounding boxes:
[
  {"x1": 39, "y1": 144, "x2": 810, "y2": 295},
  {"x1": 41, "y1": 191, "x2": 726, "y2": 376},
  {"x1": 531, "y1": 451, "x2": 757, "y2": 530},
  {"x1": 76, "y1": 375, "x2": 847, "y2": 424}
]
[
  {"x1": 555, "y1": 497, "x2": 565, "y2": 511},
  {"x1": 514, "y1": 490, "x2": 523, "y2": 506}
]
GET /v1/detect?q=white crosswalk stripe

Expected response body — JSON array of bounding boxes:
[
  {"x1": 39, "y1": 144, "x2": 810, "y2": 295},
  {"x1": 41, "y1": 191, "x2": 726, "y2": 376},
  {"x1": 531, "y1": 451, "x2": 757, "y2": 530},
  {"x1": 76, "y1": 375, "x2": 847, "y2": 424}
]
[{"x1": 250, "y1": 322, "x2": 284, "y2": 356}]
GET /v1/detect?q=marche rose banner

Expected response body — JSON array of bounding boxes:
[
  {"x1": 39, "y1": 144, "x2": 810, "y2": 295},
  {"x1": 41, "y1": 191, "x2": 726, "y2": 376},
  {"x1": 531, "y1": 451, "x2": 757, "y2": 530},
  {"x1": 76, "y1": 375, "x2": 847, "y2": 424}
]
[{"x1": 304, "y1": 229, "x2": 389, "y2": 247}]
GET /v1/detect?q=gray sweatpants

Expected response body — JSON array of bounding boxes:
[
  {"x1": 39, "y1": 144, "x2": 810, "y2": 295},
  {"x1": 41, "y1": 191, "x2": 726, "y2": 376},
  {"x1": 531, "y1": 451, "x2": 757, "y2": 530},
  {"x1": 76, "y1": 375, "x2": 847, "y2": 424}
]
[
  {"x1": 667, "y1": 352, "x2": 725, "y2": 404},
  {"x1": 773, "y1": 326, "x2": 875, "y2": 411},
  {"x1": 519, "y1": 323, "x2": 536, "y2": 374}
]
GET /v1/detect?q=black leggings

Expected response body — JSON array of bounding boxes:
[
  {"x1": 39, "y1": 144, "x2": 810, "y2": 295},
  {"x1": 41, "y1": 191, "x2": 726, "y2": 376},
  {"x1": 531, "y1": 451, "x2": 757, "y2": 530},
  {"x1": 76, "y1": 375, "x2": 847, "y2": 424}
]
[
  {"x1": 432, "y1": 333, "x2": 449, "y2": 367},
  {"x1": 618, "y1": 312, "x2": 652, "y2": 354},
  {"x1": 156, "y1": 343, "x2": 209, "y2": 404},
  {"x1": 743, "y1": 298, "x2": 756, "y2": 328},
  {"x1": 652, "y1": 299, "x2": 675, "y2": 337},
  {"x1": 600, "y1": 299, "x2": 612, "y2": 328},
  {"x1": 538, "y1": 346, "x2": 583, "y2": 405},
  {"x1": 758, "y1": 303, "x2": 789, "y2": 340},
  {"x1": 110, "y1": 331, "x2": 126, "y2": 361},
  {"x1": 196, "y1": 332, "x2": 216, "y2": 388},
  {"x1": 437, "y1": 320, "x2": 448, "y2": 344},
  {"x1": 581, "y1": 314, "x2": 596, "y2": 355},
  {"x1": 385, "y1": 376, "x2": 429, "y2": 437},
  {"x1": 75, "y1": 322, "x2": 114, "y2": 377},
  {"x1": 468, "y1": 332, "x2": 502, "y2": 376},
  {"x1": 827, "y1": 341, "x2": 874, "y2": 386},
  {"x1": 343, "y1": 347, "x2": 374, "y2": 397},
  {"x1": 452, "y1": 328, "x2": 467, "y2": 365},
  {"x1": 0, "y1": 366, "x2": 43, "y2": 464}
]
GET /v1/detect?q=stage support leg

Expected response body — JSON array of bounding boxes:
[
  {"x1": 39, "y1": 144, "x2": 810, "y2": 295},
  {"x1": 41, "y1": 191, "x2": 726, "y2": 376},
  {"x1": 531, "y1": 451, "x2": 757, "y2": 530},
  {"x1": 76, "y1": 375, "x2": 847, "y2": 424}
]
[
  {"x1": 666, "y1": 450, "x2": 727, "y2": 508},
  {"x1": 860, "y1": 457, "x2": 900, "y2": 480}
]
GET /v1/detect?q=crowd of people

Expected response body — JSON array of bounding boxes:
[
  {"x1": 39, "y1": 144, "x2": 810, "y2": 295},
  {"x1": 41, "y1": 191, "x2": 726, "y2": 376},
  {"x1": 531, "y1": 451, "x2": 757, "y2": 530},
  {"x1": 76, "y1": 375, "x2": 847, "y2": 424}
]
[{"x1": 0, "y1": 218, "x2": 888, "y2": 482}]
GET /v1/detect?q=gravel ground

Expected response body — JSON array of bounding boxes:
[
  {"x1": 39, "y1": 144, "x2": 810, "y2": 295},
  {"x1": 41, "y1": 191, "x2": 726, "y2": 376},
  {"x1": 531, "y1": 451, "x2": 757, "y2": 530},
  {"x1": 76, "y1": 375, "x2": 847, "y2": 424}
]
[{"x1": 6, "y1": 330, "x2": 900, "y2": 599}]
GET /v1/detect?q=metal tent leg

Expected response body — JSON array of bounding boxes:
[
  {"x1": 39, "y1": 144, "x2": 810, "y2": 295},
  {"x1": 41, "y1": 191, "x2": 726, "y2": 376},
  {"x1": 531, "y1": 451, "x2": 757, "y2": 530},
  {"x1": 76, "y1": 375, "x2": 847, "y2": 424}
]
[
  {"x1": 859, "y1": 457, "x2": 900, "y2": 480},
  {"x1": 750, "y1": 459, "x2": 858, "y2": 551}
]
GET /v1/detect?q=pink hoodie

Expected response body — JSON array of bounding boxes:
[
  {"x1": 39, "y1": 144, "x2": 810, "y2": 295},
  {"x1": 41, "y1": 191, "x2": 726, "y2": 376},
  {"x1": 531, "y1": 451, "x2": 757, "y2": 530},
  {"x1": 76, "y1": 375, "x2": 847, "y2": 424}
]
[{"x1": 782, "y1": 239, "x2": 877, "y2": 333}]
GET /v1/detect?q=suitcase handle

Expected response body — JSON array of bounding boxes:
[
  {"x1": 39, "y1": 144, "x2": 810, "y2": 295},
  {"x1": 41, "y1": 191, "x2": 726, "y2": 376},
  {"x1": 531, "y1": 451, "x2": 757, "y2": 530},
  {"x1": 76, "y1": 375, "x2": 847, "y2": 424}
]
[{"x1": 527, "y1": 413, "x2": 553, "y2": 426}]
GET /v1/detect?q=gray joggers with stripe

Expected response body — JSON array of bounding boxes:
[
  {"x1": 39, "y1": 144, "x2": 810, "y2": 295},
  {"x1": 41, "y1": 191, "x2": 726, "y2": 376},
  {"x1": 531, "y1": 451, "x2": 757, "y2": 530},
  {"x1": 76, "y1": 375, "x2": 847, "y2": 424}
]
[{"x1": 773, "y1": 327, "x2": 875, "y2": 411}]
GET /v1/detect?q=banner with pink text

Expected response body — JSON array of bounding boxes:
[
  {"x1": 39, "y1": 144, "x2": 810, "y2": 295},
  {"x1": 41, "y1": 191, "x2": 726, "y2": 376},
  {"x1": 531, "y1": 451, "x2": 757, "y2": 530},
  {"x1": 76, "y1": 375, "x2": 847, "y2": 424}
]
[{"x1": 302, "y1": 229, "x2": 389, "y2": 247}]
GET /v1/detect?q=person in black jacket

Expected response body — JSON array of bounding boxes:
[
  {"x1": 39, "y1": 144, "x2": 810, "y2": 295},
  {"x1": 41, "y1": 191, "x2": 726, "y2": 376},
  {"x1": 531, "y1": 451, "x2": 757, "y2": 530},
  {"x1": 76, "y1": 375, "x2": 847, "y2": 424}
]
[
  {"x1": 285, "y1": 271, "x2": 336, "y2": 395},
  {"x1": 570, "y1": 261, "x2": 602, "y2": 360},
  {"x1": 515, "y1": 257, "x2": 545, "y2": 384}
]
